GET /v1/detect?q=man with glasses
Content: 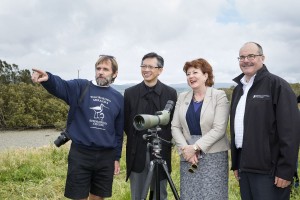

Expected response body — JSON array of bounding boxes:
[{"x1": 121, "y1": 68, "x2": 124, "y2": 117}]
[
  {"x1": 230, "y1": 42, "x2": 300, "y2": 200},
  {"x1": 124, "y1": 52, "x2": 177, "y2": 200},
  {"x1": 31, "y1": 55, "x2": 124, "y2": 200}
]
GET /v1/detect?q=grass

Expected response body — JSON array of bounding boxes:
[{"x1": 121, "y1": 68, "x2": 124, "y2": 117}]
[{"x1": 0, "y1": 142, "x2": 299, "y2": 199}]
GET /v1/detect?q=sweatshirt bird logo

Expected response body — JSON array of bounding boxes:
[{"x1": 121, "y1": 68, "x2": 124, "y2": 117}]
[{"x1": 90, "y1": 103, "x2": 109, "y2": 121}]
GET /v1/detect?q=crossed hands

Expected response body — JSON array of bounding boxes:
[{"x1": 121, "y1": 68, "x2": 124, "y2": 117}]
[
  {"x1": 31, "y1": 68, "x2": 49, "y2": 83},
  {"x1": 181, "y1": 145, "x2": 199, "y2": 165}
]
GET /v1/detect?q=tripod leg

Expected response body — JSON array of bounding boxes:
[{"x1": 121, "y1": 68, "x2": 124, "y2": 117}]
[
  {"x1": 141, "y1": 160, "x2": 155, "y2": 200},
  {"x1": 155, "y1": 162, "x2": 160, "y2": 200},
  {"x1": 161, "y1": 160, "x2": 180, "y2": 200}
]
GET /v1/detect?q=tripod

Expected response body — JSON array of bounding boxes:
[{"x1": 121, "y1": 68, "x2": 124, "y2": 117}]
[{"x1": 140, "y1": 127, "x2": 180, "y2": 200}]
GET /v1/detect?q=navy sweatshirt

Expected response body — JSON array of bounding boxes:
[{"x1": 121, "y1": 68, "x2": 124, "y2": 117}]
[{"x1": 42, "y1": 72, "x2": 124, "y2": 160}]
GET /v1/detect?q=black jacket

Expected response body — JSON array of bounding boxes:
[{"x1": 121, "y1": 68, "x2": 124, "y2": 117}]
[
  {"x1": 230, "y1": 65, "x2": 300, "y2": 181},
  {"x1": 124, "y1": 80, "x2": 177, "y2": 181}
]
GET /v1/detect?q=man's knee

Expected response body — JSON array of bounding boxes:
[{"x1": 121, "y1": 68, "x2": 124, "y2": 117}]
[{"x1": 89, "y1": 193, "x2": 104, "y2": 200}]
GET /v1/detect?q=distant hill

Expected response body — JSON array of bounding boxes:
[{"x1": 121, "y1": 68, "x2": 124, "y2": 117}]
[{"x1": 112, "y1": 82, "x2": 235, "y2": 94}]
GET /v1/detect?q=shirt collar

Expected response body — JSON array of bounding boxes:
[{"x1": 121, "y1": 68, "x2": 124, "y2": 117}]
[
  {"x1": 240, "y1": 74, "x2": 256, "y2": 86},
  {"x1": 92, "y1": 80, "x2": 110, "y2": 88},
  {"x1": 140, "y1": 80, "x2": 163, "y2": 97}
]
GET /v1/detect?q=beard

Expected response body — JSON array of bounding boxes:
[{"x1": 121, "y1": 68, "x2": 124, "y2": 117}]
[{"x1": 96, "y1": 76, "x2": 113, "y2": 86}]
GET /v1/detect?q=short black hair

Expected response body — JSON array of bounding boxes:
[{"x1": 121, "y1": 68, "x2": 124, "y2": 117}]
[
  {"x1": 297, "y1": 95, "x2": 300, "y2": 103},
  {"x1": 141, "y1": 52, "x2": 164, "y2": 68}
]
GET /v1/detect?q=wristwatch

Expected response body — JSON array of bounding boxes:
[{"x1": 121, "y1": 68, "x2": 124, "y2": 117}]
[{"x1": 193, "y1": 144, "x2": 198, "y2": 152}]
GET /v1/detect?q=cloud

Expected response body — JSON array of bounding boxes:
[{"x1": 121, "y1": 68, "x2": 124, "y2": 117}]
[{"x1": 0, "y1": 0, "x2": 299, "y2": 85}]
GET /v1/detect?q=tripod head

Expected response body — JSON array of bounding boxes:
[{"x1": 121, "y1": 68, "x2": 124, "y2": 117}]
[
  {"x1": 143, "y1": 126, "x2": 173, "y2": 159},
  {"x1": 143, "y1": 126, "x2": 164, "y2": 159}
]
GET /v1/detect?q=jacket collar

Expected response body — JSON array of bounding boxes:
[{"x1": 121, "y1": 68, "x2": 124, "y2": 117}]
[
  {"x1": 140, "y1": 80, "x2": 163, "y2": 97},
  {"x1": 233, "y1": 64, "x2": 269, "y2": 86},
  {"x1": 184, "y1": 87, "x2": 213, "y2": 117}
]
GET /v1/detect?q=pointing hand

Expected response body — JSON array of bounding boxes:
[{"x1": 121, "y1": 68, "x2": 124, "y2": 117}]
[{"x1": 31, "y1": 68, "x2": 49, "y2": 83}]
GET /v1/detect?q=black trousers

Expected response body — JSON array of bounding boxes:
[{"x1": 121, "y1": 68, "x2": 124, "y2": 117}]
[
  {"x1": 236, "y1": 149, "x2": 291, "y2": 200},
  {"x1": 238, "y1": 171, "x2": 291, "y2": 200}
]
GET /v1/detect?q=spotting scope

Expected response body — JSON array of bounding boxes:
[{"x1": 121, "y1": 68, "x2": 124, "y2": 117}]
[{"x1": 133, "y1": 100, "x2": 175, "y2": 131}]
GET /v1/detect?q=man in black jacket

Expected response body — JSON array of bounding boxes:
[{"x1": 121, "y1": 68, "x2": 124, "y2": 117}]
[
  {"x1": 230, "y1": 42, "x2": 300, "y2": 200},
  {"x1": 124, "y1": 52, "x2": 177, "y2": 200}
]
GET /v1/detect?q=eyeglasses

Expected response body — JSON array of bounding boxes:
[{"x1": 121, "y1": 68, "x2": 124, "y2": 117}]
[
  {"x1": 238, "y1": 54, "x2": 262, "y2": 62},
  {"x1": 99, "y1": 54, "x2": 116, "y2": 60},
  {"x1": 140, "y1": 65, "x2": 161, "y2": 70}
]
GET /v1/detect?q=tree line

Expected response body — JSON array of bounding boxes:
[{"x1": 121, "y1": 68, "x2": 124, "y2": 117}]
[
  {"x1": 0, "y1": 59, "x2": 299, "y2": 130},
  {"x1": 0, "y1": 60, "x2": 68, "y2": 130}
]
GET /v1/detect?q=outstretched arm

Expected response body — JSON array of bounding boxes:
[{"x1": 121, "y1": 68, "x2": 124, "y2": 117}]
[{"x1": 31, "y1": 68, "x2": 49, "y2": 83}]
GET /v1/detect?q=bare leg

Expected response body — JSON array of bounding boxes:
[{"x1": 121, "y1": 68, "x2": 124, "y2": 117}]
[{"x1": 89, "y1": 193, "x2": 104, "y2": 200}]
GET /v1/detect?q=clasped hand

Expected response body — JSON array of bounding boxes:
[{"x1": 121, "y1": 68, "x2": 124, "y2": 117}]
[{"x1": 181, "y1": 145, "x2": 199, "y2": 165}]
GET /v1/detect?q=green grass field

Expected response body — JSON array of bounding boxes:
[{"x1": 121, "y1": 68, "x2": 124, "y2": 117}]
[{"x1": 0, "y1": 142, "x2": 299, "y2": 199}]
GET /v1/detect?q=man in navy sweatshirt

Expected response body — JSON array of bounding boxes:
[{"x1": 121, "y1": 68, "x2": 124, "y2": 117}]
[{"x1": 31, "y1": 55, "x2": 124, "y2": 200}]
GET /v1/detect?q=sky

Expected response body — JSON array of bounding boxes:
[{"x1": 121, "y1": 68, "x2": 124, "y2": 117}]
[{"x1": 0, "y1": 0, "x2": 299, "y2": 85}]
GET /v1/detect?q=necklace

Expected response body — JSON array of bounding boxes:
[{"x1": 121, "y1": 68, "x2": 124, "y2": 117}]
[
  {"x1": 193, "y1": 95, "x2": 203, "y2": 103},
  {"x1": 193, "y1": 88, "x2": 206, "y2": 103},
  {"x1": 193, "y1": 99, "x2": 202, "y2": 103}
]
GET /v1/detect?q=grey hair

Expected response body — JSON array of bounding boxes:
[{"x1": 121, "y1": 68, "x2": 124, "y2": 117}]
[{"x1": 245, "y1": 42, "x2": 264, "y2": 55}]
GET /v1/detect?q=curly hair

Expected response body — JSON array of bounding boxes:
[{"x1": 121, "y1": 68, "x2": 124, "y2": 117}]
[{"x1": 183, "y1": 58, "x2": 214, "y2": 86}]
